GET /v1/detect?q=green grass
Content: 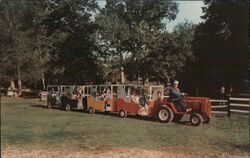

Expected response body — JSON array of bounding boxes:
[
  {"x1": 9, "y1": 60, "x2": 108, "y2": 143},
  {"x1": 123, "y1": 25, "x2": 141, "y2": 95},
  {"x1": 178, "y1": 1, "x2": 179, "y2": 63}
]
[{"x1": 1, "y1": 97, "x2": 249, "y2": 155}]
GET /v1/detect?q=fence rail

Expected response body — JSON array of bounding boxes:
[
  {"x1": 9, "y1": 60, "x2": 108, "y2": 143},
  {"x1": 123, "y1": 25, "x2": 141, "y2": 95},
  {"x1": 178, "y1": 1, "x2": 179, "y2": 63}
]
[{"x1": 210, "y1": 96, "x2": 250, "y2": 116}]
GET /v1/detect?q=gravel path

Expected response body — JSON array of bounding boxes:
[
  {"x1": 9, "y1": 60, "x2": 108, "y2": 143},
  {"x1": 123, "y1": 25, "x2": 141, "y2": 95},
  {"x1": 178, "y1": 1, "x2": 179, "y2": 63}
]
[{"x1": 2, "y1": 147, "x2": 249, "y2": 158}]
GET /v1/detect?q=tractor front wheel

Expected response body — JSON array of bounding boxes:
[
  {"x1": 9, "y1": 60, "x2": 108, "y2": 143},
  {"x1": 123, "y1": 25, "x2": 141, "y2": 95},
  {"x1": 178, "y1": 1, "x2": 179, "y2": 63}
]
[{"x1": 190, "y1": 113, "x2": 203, "y2": 126}]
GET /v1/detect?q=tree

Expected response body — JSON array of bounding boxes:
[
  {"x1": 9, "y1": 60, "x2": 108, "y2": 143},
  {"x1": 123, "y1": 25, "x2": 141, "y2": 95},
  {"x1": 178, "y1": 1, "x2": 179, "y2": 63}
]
[
  {"x1": 0, "y1": 0, "x2": 53, "y2": 90},
  {"x1": 172, "y1": 21, "x2": 197, "y2": 93},
  {"x1": 20, "y1": 0, "x2": 53, "y2": 89},
  {"x1": 192, "y1": 0, "x2": 249, "y2": 95},
  {"x1": 43, "y1": 0, "x2": 102, "y2": 84},
  {"x1": 133, "y1": 21, "x2": 195, "y2": 84},
  {"x1": 96, "y1": 0, "x2": 179, "y2": 83},
  {"x1": 0, "y1": 0, "x2": 28, "y2": 90}
]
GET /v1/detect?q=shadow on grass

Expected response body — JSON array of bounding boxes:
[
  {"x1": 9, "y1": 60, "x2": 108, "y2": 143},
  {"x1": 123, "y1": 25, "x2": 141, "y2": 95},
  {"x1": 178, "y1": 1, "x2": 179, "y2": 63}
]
[
  {"x1": 94, "y1": 111, "x2": 159, "y2": 123},
  {"x1": 30, "y1": 104, "x2": 90, "y2": 113},
  {"x1": 30, "y1": 104, "x2": 63, "y2": 110},
  {"x1": 230, "y1": 144, "x2": 250, "y2": 153},
  {"x1": 175, "y1": 120, "x2": 192, "y2": 126},
  {"x1": 30, "y1": 104, "x2": 195, "y2": 126},
  {"x1": 30, "y1": 104, "x2": 48, "y2": 109},
  {"x1": 22, "y1": 97, "x2": 39, "y2": 99},
  {"x1": 31, "y1": 104, "x2": 159, "y2": 123}
]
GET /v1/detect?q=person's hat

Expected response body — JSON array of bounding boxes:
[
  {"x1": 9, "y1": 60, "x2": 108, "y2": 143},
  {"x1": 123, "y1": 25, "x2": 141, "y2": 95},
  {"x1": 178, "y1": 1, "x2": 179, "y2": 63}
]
[{"x1": 173, "y1": 80, "x2": 179, "y2": 85}]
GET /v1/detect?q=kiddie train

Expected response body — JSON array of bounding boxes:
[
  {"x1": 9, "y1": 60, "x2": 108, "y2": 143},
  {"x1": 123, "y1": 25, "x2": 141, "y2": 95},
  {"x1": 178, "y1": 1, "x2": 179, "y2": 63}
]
[{"x1": 47, "y1": 84, "x2": 211, "y2": 126}]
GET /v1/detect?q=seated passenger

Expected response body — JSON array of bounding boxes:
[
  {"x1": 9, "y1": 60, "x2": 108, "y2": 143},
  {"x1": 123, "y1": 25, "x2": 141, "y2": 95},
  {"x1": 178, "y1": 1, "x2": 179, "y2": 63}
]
[
  {"x1": 76, "y1": 88, "x2": 83, "y2": 107},
  {"x1": 139, "y1": 89, "x2": 148, "y2": 107},
  {"x1": 131, "y1": 88, "x2": 148, "y2": 115},
  {"x1": 169, "y1": 80, "x2": 191, "y2": 112},
  {"x1": 164, "y1": 81, "x2": 171, "y2": 96},
  {"x1": 101, "y1": 88, "x2": 111, "y2": 100},
  {"x1": 75, "y1": 88, "x2": 83, "y2": 100},
  {"x1": 93, "y1": 91, "x2": 100, "y2": 101},
  {"x1": 63, "y1": 88, "x2": 70, "y2": 97},
  {"x1": 157, "y1": 91, "x2": 162, "y2": 101},
  {"x1": 106, "y1": 88, "x2": 111, "y2": 99},
  {"x1": 97, "y1": 91, "x2": 104, "y2": 101},
  {"x1": 131, "y1": 89, "x2": 140, "y2": 104},
  {"x1": 47, "y1": 88, "x2": 52, "y2": 97},
  {"x1": 51, "y1": 88, "x2": 57, "y2": 98},
  {"x1": 139, "y1": 90, "x2": 148, "y2": 115},
  {"x1": 71, "y1": 87, "x2": 78, "y2": 100}
]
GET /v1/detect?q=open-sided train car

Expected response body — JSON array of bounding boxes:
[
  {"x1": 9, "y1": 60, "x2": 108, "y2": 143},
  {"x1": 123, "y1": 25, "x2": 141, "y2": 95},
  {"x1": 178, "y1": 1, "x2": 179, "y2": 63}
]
[
  {"x1": 86, "y1": 84, "x2": 143, "y2": 114},
  {"x1": 47, "y1": 85, "x2": 87, "y2": 111}
]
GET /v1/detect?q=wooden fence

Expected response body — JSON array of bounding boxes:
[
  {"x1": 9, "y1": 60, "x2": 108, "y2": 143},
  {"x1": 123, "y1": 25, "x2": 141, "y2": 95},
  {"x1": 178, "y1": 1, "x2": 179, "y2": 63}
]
[{"x1": 210, "y1": 96, "x2": 250, "y2": 116}]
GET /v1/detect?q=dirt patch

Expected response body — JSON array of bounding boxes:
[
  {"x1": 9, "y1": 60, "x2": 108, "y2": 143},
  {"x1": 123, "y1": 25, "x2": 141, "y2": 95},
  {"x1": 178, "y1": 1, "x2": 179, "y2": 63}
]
[{"x1": 2, "y1": 147, "x2": 249, "y2": 158}]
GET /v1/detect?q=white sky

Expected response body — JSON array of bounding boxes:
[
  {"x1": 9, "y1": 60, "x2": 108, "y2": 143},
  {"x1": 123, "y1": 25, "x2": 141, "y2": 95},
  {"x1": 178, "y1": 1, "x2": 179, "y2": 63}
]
[
  {"x1": 96, "y1": 0, "x2": 205, "y2": 32},
  {"x1": 166, "y1": 1, "x2": 205, "y2": 32}
]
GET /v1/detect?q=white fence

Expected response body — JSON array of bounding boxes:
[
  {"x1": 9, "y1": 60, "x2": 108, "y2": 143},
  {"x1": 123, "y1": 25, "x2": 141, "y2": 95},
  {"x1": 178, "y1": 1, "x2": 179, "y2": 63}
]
[{"x1": 210, "y1": 96, "x2": 250, "y2": 116}]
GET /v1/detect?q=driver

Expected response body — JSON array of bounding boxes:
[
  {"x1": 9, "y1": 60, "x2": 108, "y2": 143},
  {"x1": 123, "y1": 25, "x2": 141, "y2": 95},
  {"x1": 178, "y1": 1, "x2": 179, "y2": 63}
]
[{"x1": 168, "y1": 80, "x2": 191, "y2": 112}]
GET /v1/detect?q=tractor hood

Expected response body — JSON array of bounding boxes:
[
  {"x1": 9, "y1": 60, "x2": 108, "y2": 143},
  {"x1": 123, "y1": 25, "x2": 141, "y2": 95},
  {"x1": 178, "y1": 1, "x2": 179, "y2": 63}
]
[{"x1": 184, "y1": 97, "x2": 210, "y2": 103}]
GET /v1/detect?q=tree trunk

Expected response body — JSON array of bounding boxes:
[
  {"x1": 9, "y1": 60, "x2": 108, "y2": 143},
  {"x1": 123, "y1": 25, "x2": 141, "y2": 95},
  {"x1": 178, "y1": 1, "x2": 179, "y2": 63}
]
[
  {"x1": 37, "y1": 45, "x2": 46, "y2": 90},
  {"x1": 121, "y1": 66, "x2": 125, "y2": 84},
  {"x1": 119, "y1": 51, "x2": 125, "y2": 84},
  {"x1": 137, "y1": 74, "x2": 140, "y2": 85},
  {"x1": 10, "y1": 80, "x2": 15, "y2": 89},
  {"x1": 42, "y1": 68, "x2": 45, "y2": 90},
  {"x1": 17, "y1": 64, "x2": 21, "y2": 90},
  {"x1": 145, "y1": 77, "x2": 149, "y2": 85}
]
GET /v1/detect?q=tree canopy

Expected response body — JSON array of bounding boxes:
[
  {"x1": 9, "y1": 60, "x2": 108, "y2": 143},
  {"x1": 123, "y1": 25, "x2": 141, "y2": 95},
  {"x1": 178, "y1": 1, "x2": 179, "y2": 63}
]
[
  {"x1": 95, "y1": 0, "x2": 193, "y2": 83},
  {"x1": 191, "y1": 0, "x2": 249, "y2": 95},
  {"x1": 0, "y1": 0, "x2": 248, "y2": 96}
]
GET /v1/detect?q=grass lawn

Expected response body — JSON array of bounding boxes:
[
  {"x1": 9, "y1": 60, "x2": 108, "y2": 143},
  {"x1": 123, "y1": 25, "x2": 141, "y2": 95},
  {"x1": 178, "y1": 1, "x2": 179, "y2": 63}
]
[{"x1": 1, "y1": 97, "x2": 249, "y2": 157}]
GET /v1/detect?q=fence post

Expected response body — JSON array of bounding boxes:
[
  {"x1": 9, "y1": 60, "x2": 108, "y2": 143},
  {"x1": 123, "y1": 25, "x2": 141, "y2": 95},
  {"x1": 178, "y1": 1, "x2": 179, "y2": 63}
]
[{"x1": 227, "y1": 96, "x2": 231, "y2": 117}]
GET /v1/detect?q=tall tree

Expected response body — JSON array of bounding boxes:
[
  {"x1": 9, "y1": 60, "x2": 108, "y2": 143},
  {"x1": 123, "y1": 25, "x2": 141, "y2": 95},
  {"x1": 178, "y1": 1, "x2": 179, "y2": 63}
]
[
  {"x1": 0, "y1": 0, "x2": 53, "y2": 90},
  {"x1": 192, "y1": 0, "x2": 249, "y2": 95},
  {"x1": 21, "y1": 0, "x2": 53, "y2": 89},
  {"x1": 128, "y1": 21, "x2": 195, "y2": 84},
  {"x1": 96, "y1": 0, "x2": 179, "y2": 83},
  {"x1": 43, "y1": 0, "x2": 102, "y2": 84},
  {"x1": 0, "y1": 0, "x2": 27, "y2": 90}
]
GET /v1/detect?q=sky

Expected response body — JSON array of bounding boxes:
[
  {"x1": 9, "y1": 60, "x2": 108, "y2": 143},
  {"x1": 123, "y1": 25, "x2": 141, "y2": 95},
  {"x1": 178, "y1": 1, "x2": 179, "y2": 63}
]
[
  {"x1": 96, "y1": 0, "x2": 205, "y2": 32},
  {"x1": 165, "y1": 1, "x2": 205, "y2": 32}
]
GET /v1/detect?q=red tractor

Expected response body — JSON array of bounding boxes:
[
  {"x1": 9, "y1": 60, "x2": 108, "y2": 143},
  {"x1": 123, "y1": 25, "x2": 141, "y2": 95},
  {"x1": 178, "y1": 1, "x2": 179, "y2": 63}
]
[
  {"x1": 157, "y1": 96, "x2": 211, "y2": 126},
  {"x1": 116, "y1": 86, "x2": 211, "y2": 126}
]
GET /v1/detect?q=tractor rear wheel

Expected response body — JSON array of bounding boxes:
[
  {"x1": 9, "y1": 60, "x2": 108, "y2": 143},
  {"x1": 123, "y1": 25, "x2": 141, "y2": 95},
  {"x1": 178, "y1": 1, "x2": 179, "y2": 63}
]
[
  {"x1": 158, "y1": 106, "x2": 174, "y2": 123},
  {"x1": 190, "y1": 113, "x2": 203, "y2": 126}
]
